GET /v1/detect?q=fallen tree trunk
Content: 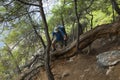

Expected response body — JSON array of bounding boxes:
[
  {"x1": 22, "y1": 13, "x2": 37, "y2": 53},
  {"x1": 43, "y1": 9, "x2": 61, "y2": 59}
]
[{"x1": 52, "y1": 21, "x2": 120, "y2": 58}]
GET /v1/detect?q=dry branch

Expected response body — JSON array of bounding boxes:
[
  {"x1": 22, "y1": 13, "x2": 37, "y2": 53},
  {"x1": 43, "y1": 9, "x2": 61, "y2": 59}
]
[{"x1": 19, "y1": 65, "x2": 41, "y2": 80}]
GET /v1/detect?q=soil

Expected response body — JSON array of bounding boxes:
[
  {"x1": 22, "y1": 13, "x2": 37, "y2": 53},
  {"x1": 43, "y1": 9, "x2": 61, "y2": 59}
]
[{"x1": 36, "y1": 38, "x2": 120, "y2": 80}]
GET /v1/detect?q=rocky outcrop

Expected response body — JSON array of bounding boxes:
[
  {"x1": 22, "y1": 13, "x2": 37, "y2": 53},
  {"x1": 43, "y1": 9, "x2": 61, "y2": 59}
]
[{"x1": 96, "y1": 50, "x2": 120, "y2": 67}]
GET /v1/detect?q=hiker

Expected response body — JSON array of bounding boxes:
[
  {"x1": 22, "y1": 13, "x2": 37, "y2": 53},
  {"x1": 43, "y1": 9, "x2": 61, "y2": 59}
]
[
  {"x1": 52, "y1": 25, "x2": 67, "y2": 51},
  {"x1": 58, "y1": 25, "x2": 67, "y2": 46}
]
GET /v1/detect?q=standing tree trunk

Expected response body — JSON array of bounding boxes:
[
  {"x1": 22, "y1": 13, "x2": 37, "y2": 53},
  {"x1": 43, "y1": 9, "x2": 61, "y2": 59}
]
[
  {"x1": 112, "y1": 4, "x2": 115, "y2": 22},
  {"x1": 60, "y1": 4, "x2": 65, "y2": 27},
  {"x1": 61, "y1": 14, "x2": 65, "y2": 27},
  {"x1": 27, "y1": 11, "x2": 46, "y2": 49},
  {"x1": 90, "y1": 12, "x2": 93, "y2": 29},
  {"x1": 110, "y1": 0, "x2": 120, "y2": 15},
  {"x1": 38, "y1": 0, "x2": 54, "y2": 80},
  {"x1": 72, "y1": 20, "x2": 75, "y2": 41},
  {"x1": 74, "y1": 0, "x2": 83, "y2": 51}
]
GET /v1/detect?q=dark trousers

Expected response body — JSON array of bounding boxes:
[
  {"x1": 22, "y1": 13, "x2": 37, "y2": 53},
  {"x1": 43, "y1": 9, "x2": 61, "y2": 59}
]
[{"x1": 64, "y1": 40, "x2": 67, "y2": 46}]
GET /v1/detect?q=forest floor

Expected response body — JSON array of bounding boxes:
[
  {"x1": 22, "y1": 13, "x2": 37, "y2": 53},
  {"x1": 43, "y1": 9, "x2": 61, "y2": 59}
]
[{"x1": 36, "y1": 38, "x2": 120, "y2": 80}]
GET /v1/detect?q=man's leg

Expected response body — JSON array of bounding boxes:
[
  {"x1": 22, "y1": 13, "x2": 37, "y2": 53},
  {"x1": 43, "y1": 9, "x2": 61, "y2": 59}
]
[
  {"x1": 64, "y1": 40, "x2": 67, "y2": 46},
  {"x1": 64, "y1": 35, "x2": 67, "y2": 46},
  {"x1": 52, "y1": 38, "x2": 57, "y2": 51},
  {"x1": 59, "y1": 41, "x2": 64, "y2": 48}
]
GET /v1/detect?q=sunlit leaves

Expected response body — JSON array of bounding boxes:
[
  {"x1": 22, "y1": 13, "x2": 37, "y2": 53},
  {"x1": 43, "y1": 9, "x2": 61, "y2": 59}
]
[
  {"x1": 92, "y1": 10, "x2": 112, "y2": 26},
  {"x1": 0, "y1": 6, "x2": 6, "y2": 13}
]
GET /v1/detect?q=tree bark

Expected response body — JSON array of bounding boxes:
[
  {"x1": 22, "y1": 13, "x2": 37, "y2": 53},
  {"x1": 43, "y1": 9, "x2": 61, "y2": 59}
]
[
  {"x1": 61, "y1": 14, "x2": 65, "y2": 27},
  {"x1": 74, "y1": 0, "x2": 83, "y2": 51},
  {"x1": 38, "y1": 0, "x2": 54, "y2": 80},
  {"x1": 72, "y1": 20, "x2": 75, "y2": 41},
  {"x1": 110, "y1": 0, "x2": 120, "y2": 15}
]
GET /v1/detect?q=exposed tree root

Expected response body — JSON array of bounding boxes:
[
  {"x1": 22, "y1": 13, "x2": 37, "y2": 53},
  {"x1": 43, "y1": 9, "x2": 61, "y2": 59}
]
[
  {"x1": 19, "y1": 21, "x2": 120, "y2": 80},
  {"x1": 51, "y1": 21, "x2": 120, "y2": 59}
]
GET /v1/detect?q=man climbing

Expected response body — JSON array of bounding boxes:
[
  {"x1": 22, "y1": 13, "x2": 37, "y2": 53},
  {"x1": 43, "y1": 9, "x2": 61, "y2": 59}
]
[
  {"x1": 52, "y1": 25, "x2": 67, "y2": 51},
  {"x1": 58, "y1": 25, "x2": 67, "y2": 46}
]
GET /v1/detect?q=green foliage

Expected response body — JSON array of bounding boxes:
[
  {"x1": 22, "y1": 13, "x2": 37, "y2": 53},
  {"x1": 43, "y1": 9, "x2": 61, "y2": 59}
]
[
  {"x1": 92, "y1": 10, "x2": 112, "y2": 27},
  {"x1": 0, "y1": 6, "x2": 6, "y2": 13},
  {"x1": 0, "y1": 0, "x2": 119, "y2": 79},
  {"x1": 5, "y1": 19, "x2": 32, "y2": 43}
]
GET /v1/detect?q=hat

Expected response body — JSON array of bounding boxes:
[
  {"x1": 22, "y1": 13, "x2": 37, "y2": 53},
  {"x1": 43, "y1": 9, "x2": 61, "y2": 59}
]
[
  {"x1": 54, "y1": 27, "x2": 58, "y2": 32},
  {"x1": 58, "y1": 25, "x2": 64, "y2": 28}
]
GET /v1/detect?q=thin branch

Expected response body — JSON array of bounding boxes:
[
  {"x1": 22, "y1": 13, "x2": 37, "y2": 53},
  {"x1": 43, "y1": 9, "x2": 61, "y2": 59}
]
[
  {"x1": 3, "y1": 0, "x2": 15, "y2": 6},
  {"x1": 26, "y1": 10, "x2": 46, "y2": 49},
  {"x1": 0, "y1": 22, "x2": 5, "y2": 34},
  {"x1": 20, "y1": 65, "x2": 41, "y2": 80},
  {"x1": 16, "y1": 0, "x2": 40, "y2": 7},
  {"x1": 21, "y1": 54, "x2": 44, "y2": 69},
  {"x1": 86, "y1": 10, "x2": 93, "y2": 29},
  {"x1": 84, "y1": 0, "x2": 94, "y2": 11},
  {"x1": 78, "y1": 0, "x2": 94, "y2": 17},
  {"x1": 4, "y1": 42, "x2": 21, "y2": 74},
  {"x1": 4, "y1": 10, "x2": 40, "y2": 21}
]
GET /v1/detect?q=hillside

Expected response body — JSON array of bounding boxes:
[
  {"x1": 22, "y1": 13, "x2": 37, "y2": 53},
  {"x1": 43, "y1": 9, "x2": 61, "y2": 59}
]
[
  {"x1": 1, "y1": 0, "x2": 120, "y2": 80},
  {"x1": 16, "y1": 21, "x2": 120, "y2": 80},
  {"x1": 36, "y1": 37, "x2": 120, "y2": 80}
]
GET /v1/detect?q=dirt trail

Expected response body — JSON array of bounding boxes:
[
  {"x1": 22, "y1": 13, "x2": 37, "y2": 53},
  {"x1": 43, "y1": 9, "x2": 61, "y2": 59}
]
[{"x1": 36, "y1": 39, "x2": 120, "y2": 80}]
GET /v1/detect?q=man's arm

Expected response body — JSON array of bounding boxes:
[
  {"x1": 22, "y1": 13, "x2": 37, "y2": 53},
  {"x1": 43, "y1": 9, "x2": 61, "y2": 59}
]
[{"x1": 59, "y1": 30, "x2": 67, "y2": 40}]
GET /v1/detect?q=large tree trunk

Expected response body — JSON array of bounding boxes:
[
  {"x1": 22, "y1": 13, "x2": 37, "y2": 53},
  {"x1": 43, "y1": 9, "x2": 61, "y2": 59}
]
[
  {"x1": 52, "y1": 21, "x2": 120, "y2": 59},
  {"x1": 38, "y1": 0, "x2": 54, "y2": 80},
  {"x1": 61, "y1": 14, "x2": 65, "y2": 27},
  {"x1": 110, "y1": 0, "x2": 120, "y2": 15},
  {"x1": 72, "y1": 20, "x2": 75, "y2": 41},
  {"x1": 74, "y1": 0, "x2": 83, "y2": 51}
]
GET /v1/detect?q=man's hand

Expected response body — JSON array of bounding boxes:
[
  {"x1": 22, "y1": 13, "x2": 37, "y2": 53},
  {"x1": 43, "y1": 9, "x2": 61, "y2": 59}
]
[{"x1": 64, "y1": 35, "x2": 67, "y2": 40}]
